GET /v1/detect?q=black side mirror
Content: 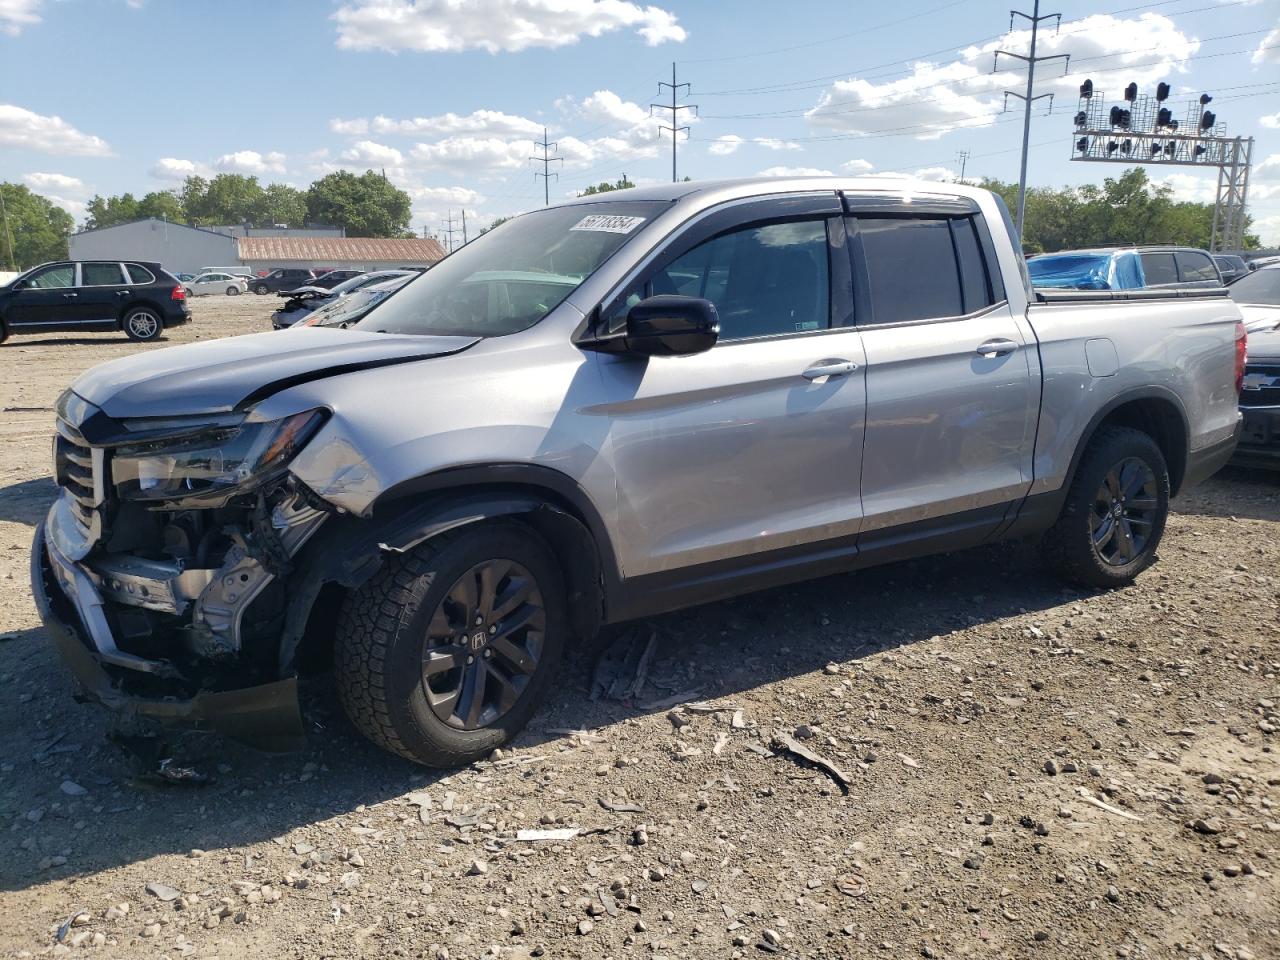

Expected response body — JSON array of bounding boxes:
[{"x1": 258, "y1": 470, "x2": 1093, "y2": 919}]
[{"x1": 624, "y1": 295, "x2": 719, "y2": 357}]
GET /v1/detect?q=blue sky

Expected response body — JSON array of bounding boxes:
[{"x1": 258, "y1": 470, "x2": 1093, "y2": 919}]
[{"x1": 2, "y1": 0, "x2": 1278, "y2": 243}]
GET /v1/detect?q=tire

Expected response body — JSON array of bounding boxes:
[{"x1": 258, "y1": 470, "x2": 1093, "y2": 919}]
[
  {"x1": 226, "y1": 286, "x2": 241, "y2": 296},
  {"x1": 253, "y1": 283, "x2": 269, "y2": 295},
  {"x1": 0, "y1": 320, "x2": 8, "y2": 345},
  {"x1": 334, "y1": 520, "x2": 567, "y2": 767},
  {"x1": 1040, "y1": 426, "x2": 1169, "y2": 588},
  {"x1": 183, "y1": 287, "x2": 194, "y2": 298},
  {"x1": 122, "y1": 306, "x2": 163, "y2": 342}
]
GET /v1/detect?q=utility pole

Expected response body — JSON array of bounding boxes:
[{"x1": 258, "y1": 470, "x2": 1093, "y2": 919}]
[
  {"x1": 0, "y1": 187, "x2": 15, "y2": 271},
  {"x1": 440, "y1": 212, "x2": 460, "y2": 253},
  {"x1": 994, "y1": 1, "x2": 1070, "y2": 239},
  {"x1": 956, "y1": 150, "x2": 970, "y2": 183},
  {"x1": 529, "y1": 128, "x2": 562, "y2": 206},
  {"x1": 652, "y1": 62, "x2": 697, "y2": 183},
  {"x1": 461, "y1": 208, "x2": 467, "y2": 245}
]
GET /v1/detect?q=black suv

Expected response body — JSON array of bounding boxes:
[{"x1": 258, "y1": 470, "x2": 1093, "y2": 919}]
[
  {"x1": 0, "y1": 260, "x2": 190, "y2": 344},
  {"x1": 249, "y1": 268, "x2": 315, "y2": 295},
  {"x1": 310, "y1": 269, "x2": 362, "y2": 289}
]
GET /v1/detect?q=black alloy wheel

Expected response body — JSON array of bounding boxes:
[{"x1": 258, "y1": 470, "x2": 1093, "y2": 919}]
[
  {"x1": 420, "y1": 559, "x2": 546, "y2": 730},
  {"x1": 1090, "y1": 456, "x2": 1159, "y2": 566}
]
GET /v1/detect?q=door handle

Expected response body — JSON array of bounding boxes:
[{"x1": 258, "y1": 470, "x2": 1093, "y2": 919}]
[
  {"x1": 62, "y1": 292, "x2": 78, "y2": 299},
  {"x1": 802, "y1": 359, "x2": 858, "y2": 381},
  {"x1": 115, "y1": 290, "x2": 130, "y2": 296},
  {"x1": 975, "y1": 338, "x2": 1018, "y2": 358}
]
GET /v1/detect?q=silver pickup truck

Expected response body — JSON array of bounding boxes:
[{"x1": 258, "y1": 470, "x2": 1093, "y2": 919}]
[{"x1": 32, "y1": 177, "x2": 1245, "y2": 767}]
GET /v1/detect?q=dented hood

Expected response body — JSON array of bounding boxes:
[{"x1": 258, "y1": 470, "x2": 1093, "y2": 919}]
[{"x1": 71, "y1": 328, "x2": 479, "y2": 419}]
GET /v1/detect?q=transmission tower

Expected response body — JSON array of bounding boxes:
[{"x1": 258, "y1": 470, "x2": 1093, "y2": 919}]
[
  {"x1": 529, "y1": 128, "x2": 562, "y2": 206},
  {"x1": 651, "y1": 62, "x2": 697, "y2": 183},
  {"x1": 994, "y1": 0, "x2": 1070, "y2": 239},
  {"x1": 440, "y1": 212, "x2": 460, "y2": 253}
]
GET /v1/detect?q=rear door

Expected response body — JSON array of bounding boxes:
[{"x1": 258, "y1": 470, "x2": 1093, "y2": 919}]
[
  {"x1": 596, "y1": 193, "x2": 869, "y2": 578},
  {"x1": 77, "y1": 262, "x2": 129, "y2": 322},
  {"x1": 7, "y1": 263, "x2": 77, "y2": 328},
  {"x1": 844, "y1": 196, "x2": 1038, "y2": 542}
]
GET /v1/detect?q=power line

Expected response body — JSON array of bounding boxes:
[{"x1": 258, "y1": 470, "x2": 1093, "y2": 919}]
[
  {"x1": 651, "y1": 62, "x2": 697, "y2": 182},
  {"x1": 528, "y1": 127, "x2": 562, "y2": 206}
]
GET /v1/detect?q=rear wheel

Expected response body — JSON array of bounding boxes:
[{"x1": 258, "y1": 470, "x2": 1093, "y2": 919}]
[
  {"x1": 334, "y1": 521, "x2": 566, "y2": 767},
  {"x1": 226, "y1": 286, "x2": 241, "y2": 296},
  {"x1": 1040, "y1": 426, "x2": 1169, "y2": 587},
  {"x1": 183, "y1": 287, "x2": 194, "y2": 298},
  {"x1": 122, "y1": 307, "x2": 162, "y2": 342}
]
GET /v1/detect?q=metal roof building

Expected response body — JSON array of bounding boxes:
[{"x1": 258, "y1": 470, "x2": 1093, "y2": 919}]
[{"x1": 237, "y1": 236, "x2": 447, "y2": 273}]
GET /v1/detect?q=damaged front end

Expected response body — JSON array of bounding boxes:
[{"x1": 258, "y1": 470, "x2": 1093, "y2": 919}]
[{"x1": 32, "y1": 391, "x2": 335, "y2": 751}]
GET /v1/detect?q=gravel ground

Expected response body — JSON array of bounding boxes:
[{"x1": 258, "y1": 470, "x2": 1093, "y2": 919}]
[{"x1": 0, "y1": 295, "x2": 1277, "y2": 960}]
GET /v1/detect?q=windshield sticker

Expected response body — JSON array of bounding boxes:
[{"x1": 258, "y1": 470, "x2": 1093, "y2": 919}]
[{"x1": 570, "y1": 214, "x2": 646, "y2": 234}]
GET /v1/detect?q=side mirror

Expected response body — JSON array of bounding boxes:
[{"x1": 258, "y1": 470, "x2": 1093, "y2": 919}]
[{"x1": 624, "y1": 295, "x2": 719, "y2": 357}]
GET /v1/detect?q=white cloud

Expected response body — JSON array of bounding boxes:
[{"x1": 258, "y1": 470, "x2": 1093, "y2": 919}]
[
  {"x1": 22, "y1": 172, "x2": 86, "y2": 194},
  {"x1": 1255, "y1": 26, "x2": 1280, "y2": 66},
  {"x1": 756, "y1": 138, "x2": 801, "y2": 152},
  {"x1": 577, "y1": 89, "x2": 652, "y2": 128},
  {"x1": 410, "y1": 136, "x2": 534, "y2": 171},
  {"x1": 332, "y1": 0, "x2": 686, "y2": 54},
  {"x1": 756, "y1": 166, "x2": 834, "y2": 178},
  {"x1": 0, "y1": 0, "x2": 40, "y2": 35},
  {"x1": 1261, "y1": 112, "x2": 1280, "y2": 130},
  {"x1": 150, "y1": 157, "x2": 207, "y2": 181},
  {"x1": 1253, "y1": 214, "x2": 1280, "y2": 248},
  {"x1": 332, "y1": 109, "x2": 544, "y2": 139},
  {"x1": 341, "y1": 139, "x2": 405, "y2": 166},
  {"x1": 708, "y1": 135, "x2": 744, "y2": 156},
  {"x1": 807, "y1": 14, "x2": 1199, "y2": 141},
  {"x1": 0, "y1": 103, "x2": 111, "y2": 156},
  {"x1": 841, "y1": 158, "x2": 873, "y2": 172},
  {"x1": 213, "y1": 150, "x2": 287, "y2": 176},
  {"x1": 870, "y1": 166, "x2": 958, "y2": 182},
  {"x1": 1254, "y1": 153, "x2": 1280, "y2": 180}
]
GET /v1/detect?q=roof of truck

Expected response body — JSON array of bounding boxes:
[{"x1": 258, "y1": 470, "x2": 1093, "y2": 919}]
[{"x1": 550, "y1": 176, "x2": 990, "y2": 206}]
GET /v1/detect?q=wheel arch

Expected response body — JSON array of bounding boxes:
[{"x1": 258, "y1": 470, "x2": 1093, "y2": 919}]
[
  {"x1": 116, "y1": 297, "x2": 168, "y2": 328},
  {"x1": 1065, "y1": 387, "x2": 1190, "y2": 497},
  {"x1": 278, "y1": 464, "x2": 619, "y2": 677}
]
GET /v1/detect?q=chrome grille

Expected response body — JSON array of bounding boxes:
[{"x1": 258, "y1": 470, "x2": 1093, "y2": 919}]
[
  {"x1": 1239, "y1": 364, "x2": 1280, "y2": 408},
  {"x1": 53, "y1": 417, "x2": 100, "y2": 540}
]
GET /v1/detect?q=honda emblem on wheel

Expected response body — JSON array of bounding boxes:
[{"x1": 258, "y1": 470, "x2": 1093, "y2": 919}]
[{"x1": 470, "y1": 631, "x2": 487, "y2": 651}]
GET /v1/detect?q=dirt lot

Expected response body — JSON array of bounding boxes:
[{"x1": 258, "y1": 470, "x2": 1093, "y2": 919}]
[{"x1": 0, "y1": 295, "x2": 1276, "y2": 960}]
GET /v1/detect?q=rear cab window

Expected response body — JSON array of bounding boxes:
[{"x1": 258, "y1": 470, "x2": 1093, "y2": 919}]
[
  {"x1": 848, "y1": 213, "x2": 997, "y2": 324},
  {"x1": 1140, "y1": 252, "x2": 1178, "y2": 286},
  {"x1": 1175, "y1": 251, "x2": 1219, "y2": 283}
]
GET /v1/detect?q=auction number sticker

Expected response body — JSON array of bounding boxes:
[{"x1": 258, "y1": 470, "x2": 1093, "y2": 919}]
[{"x1": 570, "y1": 215, "x2": 646, "y2": 234}]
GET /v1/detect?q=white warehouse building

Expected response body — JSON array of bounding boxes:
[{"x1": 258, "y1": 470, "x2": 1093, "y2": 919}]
[{"x1": 68, "y1": 219, "x2": 445, "y2": 276}]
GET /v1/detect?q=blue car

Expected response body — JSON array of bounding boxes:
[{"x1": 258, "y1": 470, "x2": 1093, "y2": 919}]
[{"x1": 1027, "y1": 246, "x2": 1222, "y2": 291}]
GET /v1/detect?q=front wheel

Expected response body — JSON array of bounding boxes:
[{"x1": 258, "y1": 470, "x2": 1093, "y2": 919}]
[
  {"x1": 122, "y1": 307, "x2": 162, "y2": 342},
  {"x1": 253, "y1": 283, "x2": 269, "y2": 295},
  {"x1": 1040, "y1": 426, "x2": 1169, "y2": 587},
  {"x1": 334, "y1": 521, "x2": 567, "y2": 767}
]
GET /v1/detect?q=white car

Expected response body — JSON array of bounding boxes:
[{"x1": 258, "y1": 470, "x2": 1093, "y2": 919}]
[{"x1": 183, "y1": 272, "x2": 248, "y2": 297}]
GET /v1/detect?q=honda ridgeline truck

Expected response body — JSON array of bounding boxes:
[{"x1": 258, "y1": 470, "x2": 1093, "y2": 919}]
[{"x1": 33, "y1": 178, "x2": 1246, "y2": 767}]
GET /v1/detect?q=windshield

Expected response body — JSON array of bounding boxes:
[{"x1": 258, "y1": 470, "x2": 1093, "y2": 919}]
[
  {"x1": 353, "y1": 200, "x2": 668, "y2": 337},
  {"x1": 1229, "y1": 267, "x2": 1280, "y2": 306},
  {"x1": 302, "y1": 276, "x2": 414, "y2": 328}
]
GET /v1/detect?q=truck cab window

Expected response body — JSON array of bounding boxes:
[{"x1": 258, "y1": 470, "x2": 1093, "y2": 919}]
[
  {"x1": 611, "y1": 219, "x2": 832, "y2": 341},
  {"x1": 1140, "y1": 252, "x2": 1178, "y2": 286},
  {"x1": 854, "y1": 217, "x2": 966, "y2": 324}
]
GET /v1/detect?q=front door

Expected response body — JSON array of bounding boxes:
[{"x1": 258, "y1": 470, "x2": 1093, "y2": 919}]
[
  {"x1": 8, "y1": 263, "x2": 78, "y2": 329},
  {"x1": 847, "y1": 209, "x2": 1038, "y2": 541},
  {"x1": 596, "y1": 197, "x2": 868, "y2": 579}
]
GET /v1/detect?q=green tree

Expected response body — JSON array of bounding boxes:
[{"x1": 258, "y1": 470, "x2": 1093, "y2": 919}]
[
  {"x1": 305, "y1": 170, "x2": 411, "y2": 238},
  {"x1": 0, "y1": 183, "x2": 74, "y2": 269},
  {"x1": 254, "y1": 183, "x2": 307, "y2": 228},
  {"x1": 579, "y1": 175, "x2": 636, "y2": 197},
  {"x1": 136, "y1": 190, "x2": 185, "y2": 222},
  {"x1": 84, "y1": 192, "x2": 140, "y2": 230},
  {"x1": 478, "y1": 215, "x2": 512, "y2": 236},
  {"x1": 185, "y1": 173, "x2": 265, "y2": 225}
]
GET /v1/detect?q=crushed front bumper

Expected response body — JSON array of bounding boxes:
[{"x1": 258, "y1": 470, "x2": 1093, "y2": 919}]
[{"x1": 31, "y1": 519, "x2": 305, "y2": 752}]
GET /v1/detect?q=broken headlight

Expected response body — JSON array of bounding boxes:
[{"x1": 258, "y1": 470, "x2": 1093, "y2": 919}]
[{"x1": 112, "y1": 410, "x2": 326, "y2": 503}]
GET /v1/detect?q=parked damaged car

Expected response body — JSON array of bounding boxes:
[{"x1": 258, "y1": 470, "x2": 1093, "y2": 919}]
[
  {"x1": 33, "y1": 178, "x2": 1244, "y2": 767},
  {"x1": 272, "y1": 270, "x2": 413, "y2": 329}
]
